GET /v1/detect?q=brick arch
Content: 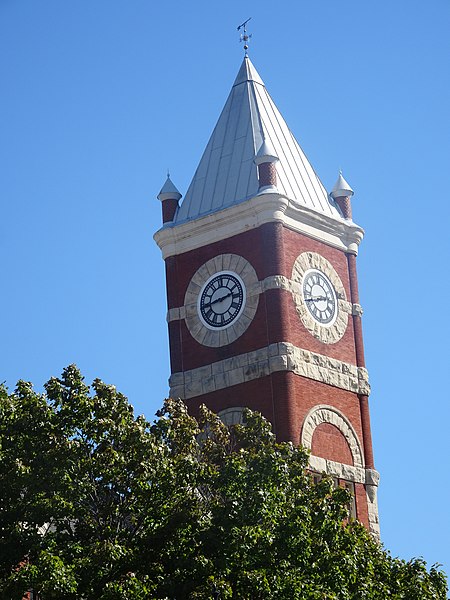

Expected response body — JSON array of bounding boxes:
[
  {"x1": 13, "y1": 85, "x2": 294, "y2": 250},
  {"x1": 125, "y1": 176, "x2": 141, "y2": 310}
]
[{"x1": 301, "y1": 405, "x2": 364, "y2": 468}]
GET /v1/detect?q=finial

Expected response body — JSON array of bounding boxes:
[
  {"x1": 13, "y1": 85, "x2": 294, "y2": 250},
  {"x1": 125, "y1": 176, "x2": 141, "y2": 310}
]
[{"x1": 237, "y1": 17, "x2": 252, "y2": 56}]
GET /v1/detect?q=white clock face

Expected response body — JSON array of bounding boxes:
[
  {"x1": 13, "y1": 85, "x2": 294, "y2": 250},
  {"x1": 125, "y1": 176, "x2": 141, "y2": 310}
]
[
  {"x1": 302, "y1": 269, "x2": 338, "y2": 326},
  {"x1": 198, "y1": 271, "x2": 246, "y2": 330}
]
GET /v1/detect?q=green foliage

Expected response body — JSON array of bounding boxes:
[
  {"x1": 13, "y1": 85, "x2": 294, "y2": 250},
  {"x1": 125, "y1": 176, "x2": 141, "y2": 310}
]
[{"x1": 0, "y1": 367, "x2": 447, "y2": 599}]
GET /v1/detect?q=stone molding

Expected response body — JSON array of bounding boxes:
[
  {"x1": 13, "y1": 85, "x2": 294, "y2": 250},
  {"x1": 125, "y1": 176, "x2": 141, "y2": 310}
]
[
  {"x1": 352, "y1": 303, "x2": 364, "y2": 317},
  {"x1": 168, "y1": 342, "x2": 370, "y2": 399},
  {"x1": 301, "y1": 405, "x2": 364, "y2": 468},
  {"x1": 154, "y1": 191, "x2": 364, "y2": 260},
  {"x1": 183, "y1": 254, "x2": 259, "y2": 348},
  {"x1": 308, "y1": 456, "x2": 380, "y2": 488}
]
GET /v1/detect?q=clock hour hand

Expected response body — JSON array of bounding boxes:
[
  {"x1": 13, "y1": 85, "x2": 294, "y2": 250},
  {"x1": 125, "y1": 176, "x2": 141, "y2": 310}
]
[
  {"x1": 203, "y1": 291, "x2": 232, "y2": 308},
  {"x1": 305, "y1": 295, "x2": 328, "y2": 302}
]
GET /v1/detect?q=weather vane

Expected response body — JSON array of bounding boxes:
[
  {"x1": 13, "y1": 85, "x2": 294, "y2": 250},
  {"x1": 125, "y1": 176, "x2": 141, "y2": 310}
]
[{"x1": 237, "y1": 17, "x2": 252, "y2": 55}]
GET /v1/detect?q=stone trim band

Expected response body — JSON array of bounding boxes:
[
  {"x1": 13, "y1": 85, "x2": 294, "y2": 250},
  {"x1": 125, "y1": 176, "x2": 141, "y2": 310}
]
[
  {"x1": 168, "y1": 341, "x2": 370, "y2": 399},
  {"x1": 167, "y1": 274, "x2": 358, "y2": 323}
]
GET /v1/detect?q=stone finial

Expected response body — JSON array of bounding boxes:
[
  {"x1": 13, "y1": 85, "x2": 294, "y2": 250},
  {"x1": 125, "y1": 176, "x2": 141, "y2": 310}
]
[
  {"x1": 157, "y1": 176, "x2": 182, "y2": 223},
  {"x1": 330, "y1": 172, "x2": 354, "y2": 219},
  {"x1": 254, "y1": 139, "x2": 279, "y2": 191}
]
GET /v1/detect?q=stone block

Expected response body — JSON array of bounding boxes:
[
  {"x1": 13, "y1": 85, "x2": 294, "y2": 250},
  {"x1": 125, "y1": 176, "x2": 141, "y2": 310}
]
[
  {"x1": 365, "y1": 469, "x2": 380, "y2": 487},
  {"x1": 257, "y1": 360, "x2": 270, "y2": 377},
  {"x1": 169, "y1": 372, "x2": 184, "y2": 386},
  {"x1": 309, "y1": 455, "x2": 327, "y2": 472},
  {"x1": 237, "y1": 353, "x2": 249, "y2": 367},
  {"x1": 214, "y1": 372, "x2": 230, "y2": 390},
  {"x1": 185, "y1": 379, "x2": 203, "y2": 398},
  {"x1": 269, "y1": 354, "x2": 288, "y2": 373},
  {"x1": 228, "y1": 368, "x2": 244, "y2": 386},
  {"x1": 169, "y1": 385, "x2": 185, "y2": 399},
  {"x1": 192, "y1": 364, "x2": 212, "y2": 380},
  {"x1": 202, "y1": 376, "x2": 216, "y2": 394},
  {"x1": 184, "y1": 303, "x2": 198, "y2": 318}
]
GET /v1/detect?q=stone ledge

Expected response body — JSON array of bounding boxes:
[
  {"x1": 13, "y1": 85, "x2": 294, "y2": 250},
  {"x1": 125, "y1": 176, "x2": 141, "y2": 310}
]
[
  {"x1": 308, "y1": 456, "x2": 380, "y2": 487},
  {"x1": 168, "y1": 342, "x2": 370, "y2": 399}
]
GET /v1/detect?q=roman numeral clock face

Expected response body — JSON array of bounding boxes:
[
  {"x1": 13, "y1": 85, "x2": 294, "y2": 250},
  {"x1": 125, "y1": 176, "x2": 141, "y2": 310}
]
[
  {"x1": 302, "y1": 269, "x2": 338, "y2": 326},
  {"x1": 198, "y1": 271, "x2": 245, "y2": 329},
  {"x1": 184, "y1": 255, "x2": 259, "y2": 348},
  {"x1": 291, "y1": 252, "x2": 348, "y2": 344}
]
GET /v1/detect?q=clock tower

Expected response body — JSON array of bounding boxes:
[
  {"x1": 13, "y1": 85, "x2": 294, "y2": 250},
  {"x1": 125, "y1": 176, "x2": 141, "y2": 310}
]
[{"x1": 154, "y1": 55, "x2": 380, "y2": 537}]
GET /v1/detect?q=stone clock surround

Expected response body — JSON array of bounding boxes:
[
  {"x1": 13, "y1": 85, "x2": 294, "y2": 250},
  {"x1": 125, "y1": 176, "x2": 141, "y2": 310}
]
[
  {"x1": 183, "y1": 254, "x2": 260, "y2": 348},
  {"x1": 291, "y1": 252, "x2": 349, "y2": 344}
]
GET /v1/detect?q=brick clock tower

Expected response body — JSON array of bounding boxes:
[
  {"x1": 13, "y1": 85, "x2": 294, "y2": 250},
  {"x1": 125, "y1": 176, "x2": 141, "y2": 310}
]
[{"x1": 154, "y1": 56, "x2": 380, "y2": 537}]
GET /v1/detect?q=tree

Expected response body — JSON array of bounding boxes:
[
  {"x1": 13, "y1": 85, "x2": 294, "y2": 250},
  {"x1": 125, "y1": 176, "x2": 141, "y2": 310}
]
[{"x1": 0, "y1": 366, "x2": 447, "y2": 599}]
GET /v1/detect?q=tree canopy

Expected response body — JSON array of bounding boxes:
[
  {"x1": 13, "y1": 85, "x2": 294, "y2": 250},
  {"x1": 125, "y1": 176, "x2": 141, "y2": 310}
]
[{"x1": 0, "y1": 366, "x2": 447, "y2": 599}]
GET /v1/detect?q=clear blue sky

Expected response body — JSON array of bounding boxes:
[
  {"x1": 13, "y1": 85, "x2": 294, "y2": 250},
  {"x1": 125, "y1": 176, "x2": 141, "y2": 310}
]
[{"x1": 2, "y1": 0, "x2": 449, "y2": 578}]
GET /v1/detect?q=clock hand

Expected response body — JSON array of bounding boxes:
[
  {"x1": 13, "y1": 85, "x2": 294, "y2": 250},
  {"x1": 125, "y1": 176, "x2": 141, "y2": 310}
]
[
  {"x1": 305, "y1": 295, "x2": 328, "y2": 302},
  {"x1": 204, "y1": 291, "x2": 233, "y2": 308}
]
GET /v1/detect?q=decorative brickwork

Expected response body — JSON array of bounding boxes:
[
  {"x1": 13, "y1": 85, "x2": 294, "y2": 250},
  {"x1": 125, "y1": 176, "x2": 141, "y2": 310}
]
[{"x1": 257, "y1": 161, "x2": 277, "y2": 188}]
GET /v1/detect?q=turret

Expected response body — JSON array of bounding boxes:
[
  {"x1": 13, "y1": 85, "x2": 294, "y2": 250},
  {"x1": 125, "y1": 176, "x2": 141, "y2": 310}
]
[
  {"x1": 157, "y1": 176, "x2": 182, "y2": 224},
  {"x1": 254, "y1": 139, "x2": 279, "y2": 192},
  {"x1": 330, "y1": 172, "x2": 354, "y2": 219}
]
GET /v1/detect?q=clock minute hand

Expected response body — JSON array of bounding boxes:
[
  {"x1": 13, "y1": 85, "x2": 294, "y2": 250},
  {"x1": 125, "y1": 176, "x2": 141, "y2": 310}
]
[{"x1": 305, "y1": 295, "x2": 328, "y2": 302}]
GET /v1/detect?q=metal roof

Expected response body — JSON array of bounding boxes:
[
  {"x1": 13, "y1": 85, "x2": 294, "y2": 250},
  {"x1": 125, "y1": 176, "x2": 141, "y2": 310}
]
[
  {"x1": 174, "y1": 56, "x2": 341, "y2": 224},
  {"x1": 157, "y1": 176, "x2": 182, "y2": 202},
  {"x1": 331, "y1": 172, "x2": 354, "y2": 198}
]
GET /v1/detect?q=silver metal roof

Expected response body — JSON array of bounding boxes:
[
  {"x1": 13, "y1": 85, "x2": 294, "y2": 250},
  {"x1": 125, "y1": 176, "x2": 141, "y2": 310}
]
[
  {"x1": 330, "y1": 172, "x2": 354, "y2": 198},
  {"x1": 174, "y1": 56, "x2": 341, "y2": 224},
  {"x1": 157, "y1": 176, "x2": 182, "y2": 202}
]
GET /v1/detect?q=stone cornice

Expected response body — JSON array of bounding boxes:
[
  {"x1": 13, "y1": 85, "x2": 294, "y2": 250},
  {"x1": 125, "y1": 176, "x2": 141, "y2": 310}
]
[{"x1": 154, "y1": 192, "x2": 365, "y2": 260}]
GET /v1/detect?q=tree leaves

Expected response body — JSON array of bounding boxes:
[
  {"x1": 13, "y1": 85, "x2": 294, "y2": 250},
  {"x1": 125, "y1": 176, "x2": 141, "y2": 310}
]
[{"x1": 0, "y1": 368, "x2": 447, "y2": 599}]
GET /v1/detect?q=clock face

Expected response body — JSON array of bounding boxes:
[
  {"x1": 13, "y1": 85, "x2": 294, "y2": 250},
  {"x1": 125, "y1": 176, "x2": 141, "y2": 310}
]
[
  {"x1": 198, "y1": 271, "x2": 245, "y2": 330},
  {"x1": 302, "y1": 269, "x2": 338, "y2": 326}
]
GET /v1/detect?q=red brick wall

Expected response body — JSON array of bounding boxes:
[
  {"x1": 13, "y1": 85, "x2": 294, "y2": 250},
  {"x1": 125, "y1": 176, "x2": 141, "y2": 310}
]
[
  {"x1": 186, "y1": 372, "x2": 364, "y2": 455},
  {"x1": 311, "y1": 423, "x2": 354, "y2": 465},
  {"x1": 186, "y1": 372, "x2": 370, "y2": 528},
  {"x1": 166, "y1": 223, "x2": 358, "y2": 373},
  {"x1": 166, "y1": 221, "x2": 372, "y2": 530}
]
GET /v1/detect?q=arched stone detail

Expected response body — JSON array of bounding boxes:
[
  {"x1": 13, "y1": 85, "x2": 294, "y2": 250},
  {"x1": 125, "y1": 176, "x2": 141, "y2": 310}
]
[
  {"x1": 218, "y1": 407, "x2": 245, "y2": 426},
  {"x1": 301, "y1": 405, "x2": 364, "y2": 468}
]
